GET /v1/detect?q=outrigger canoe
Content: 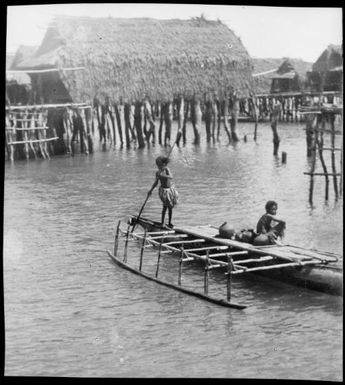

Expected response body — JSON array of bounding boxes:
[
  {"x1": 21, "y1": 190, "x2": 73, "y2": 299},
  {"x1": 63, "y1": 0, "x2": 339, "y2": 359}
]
[{"x1": 107, "y1": 215, "x2": 342, "y2": 309}]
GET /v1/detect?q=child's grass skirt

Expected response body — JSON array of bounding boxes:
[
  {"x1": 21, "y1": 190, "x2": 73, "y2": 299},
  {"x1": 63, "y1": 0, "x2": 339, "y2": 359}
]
[{"x1": 158, "y1": 185, "x2": 179, "y2": 208}]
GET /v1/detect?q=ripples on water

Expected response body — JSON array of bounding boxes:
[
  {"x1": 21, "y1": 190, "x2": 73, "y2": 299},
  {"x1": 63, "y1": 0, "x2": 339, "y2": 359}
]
[{"x1": 4, "y1": 122, "x2": 342, "y2": 379}]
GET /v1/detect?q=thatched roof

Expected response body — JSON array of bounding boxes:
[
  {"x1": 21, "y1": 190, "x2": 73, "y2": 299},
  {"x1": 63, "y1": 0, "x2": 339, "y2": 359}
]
[
  {"x1": 312, "y1": 44, "x2": 342, "y2": 73},
  {"x1": 252, "y1": 57, "x2": 312, "y2": 94},
  {"x1": 10, "y1": 45, "x2": 38, "y2": 70},
  {"x1": 12, "y1": 15, "x2": 254, "y2": 103}
]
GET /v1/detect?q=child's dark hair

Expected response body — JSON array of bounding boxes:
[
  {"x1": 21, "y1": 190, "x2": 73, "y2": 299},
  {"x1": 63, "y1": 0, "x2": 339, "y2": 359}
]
[
  {"x1": 156, "y1": 156, "x2": 170, "y2": 166},
  {"x1": 265, "y1": 200, "x2": 277, "y2": 211}
]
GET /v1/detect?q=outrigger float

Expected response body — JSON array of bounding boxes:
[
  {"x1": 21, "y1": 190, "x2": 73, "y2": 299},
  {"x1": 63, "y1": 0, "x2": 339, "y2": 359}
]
[{"x1": 107, "y1": 215, "x2": 342, "y2": 309}]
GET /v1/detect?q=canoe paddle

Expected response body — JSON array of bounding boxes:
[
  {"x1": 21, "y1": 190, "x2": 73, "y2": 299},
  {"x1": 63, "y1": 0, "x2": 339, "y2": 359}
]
[{"x1": 131, "y1": 130, "x2": 182, "y2": 233}]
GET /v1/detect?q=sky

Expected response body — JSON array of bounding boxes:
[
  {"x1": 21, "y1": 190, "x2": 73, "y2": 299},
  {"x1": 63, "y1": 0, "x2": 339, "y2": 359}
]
[{"x1": 6, "y1": 4, "x2": 343, "y2": 62}]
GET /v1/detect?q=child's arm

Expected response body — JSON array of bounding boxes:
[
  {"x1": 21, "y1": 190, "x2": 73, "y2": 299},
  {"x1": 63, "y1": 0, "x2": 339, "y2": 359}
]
[{"x1": 148, "y1": 173, "x2": 159, "y2": 195}]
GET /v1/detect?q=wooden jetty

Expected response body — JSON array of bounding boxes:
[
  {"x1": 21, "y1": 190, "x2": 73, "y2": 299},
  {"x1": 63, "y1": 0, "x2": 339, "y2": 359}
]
[{"x1": 107, "y1": 216, "x2": 342, "y2": 310}]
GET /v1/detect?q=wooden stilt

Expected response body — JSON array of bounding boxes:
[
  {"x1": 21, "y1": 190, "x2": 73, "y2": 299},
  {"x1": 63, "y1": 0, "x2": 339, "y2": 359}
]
[
  {"x1": 282, "y1": 152, "x2": 287, "y2": 164},
  {"x1": 204, "y1": 250, "x2": 210, "y2": 295},
  {"x1": 178, "y1": 246, "x2": 184, "y2": 286},
  {"x1": 123, "y1": 223, "x2": 130, "y2": 263},
  {"x1": 222, "y1": 95, "x2": 232, "y2": 143},
  {"x1": 114, "y1": 220, "x2": 121, "y2": 257},
  {"x1": 271, "y1": 103, "x2": 281, "y2": 156},
  {"x1": 155, "y1": 237, "x2": 164, "y2": 278},
  {"x1": 330, "y1": 114, "x2": 339, "y2": 199},
  {"x1": 308, "y1": 117, "x2": 318, "y2": 204},
  {"x1": 139, "y1": 230, "x2": 147, "y2": 271},
  {"x1": 230, "y1": 91, "x2": 240, "y2": 142},
  {"x1": 226, "y1": 254, "x2": 232, "y2": 302},
  {"x1": 315, "y1": 126, "x2": 329, "y2": 200},
  {"x1": 191, "y1": 97, "x2": 201, "y2": 145},
  {"x1": 164, "y1": 101, "x2": 173, "y2": 147}
]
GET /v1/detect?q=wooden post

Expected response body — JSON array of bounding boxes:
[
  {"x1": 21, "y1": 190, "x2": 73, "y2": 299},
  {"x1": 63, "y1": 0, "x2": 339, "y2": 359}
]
[
  {"x1": 164, "y1": 101, "x2": 173, "y2": 147},
  {"x1": 123, "y1": 223, "x2": 130, "y2": 263},
  {"x1": 191, "y1": 97, "x2": 201, "y2": 145},
  {"x1": 107, "y1": 104, "x2": 117, "y2": 147},
  {"x1": 204, "y1": 250, "x2": 210, "y2": 295},
  {"x1": 114, "y1": 220, "x2": 121, "y2": 257},
  {"x1": 158, "y1": 102, "x2": 164, "y2": 145},
  {"x1": 226, "y1": 254, "x2": 232, "y2": 302},
  {"x1": 143, "y1": 100, "x2": 156, "y2": 144},
  {"x1": 271, "y1": 102, "x2": 281, "y2": 156},
  {"x1": 222, "y1": 94, "x2": 232, "y2": 142},
  {"x1": 305, "y1": 114, "x2": 317, "y2": 157},
  {"x1": 139, "y1": 230, "x2": 147, "y2": 271},
  {"x1": 114, "y1": 104, "x2": 124, "y2": 147},
  {"x1": 330, "y1": 113, "x2": 339, "y2": 199},
  {"x1": 178, "y1": 247, "x2": 184, "y2": 286},
  {"x1": 230, "y1": 91, "x2": 240, "y2": 142},
  {"x1": 134, "y1": 101, "x2": 145, "y2": 149},
  {"x1": 85, "y1": 106, "x2": 93, "y2": 154},
  {"x1": 308, "y1": 116, "x2": 318, "y2": 204},
  {"x1": 124, "y1": 103, "x2": 132, "y2": 148},
  {"x1": 204, "y1": 98, "x2": 212, "y2": 143},
  {"x1": 176, "y1": 96, "x2": 184, "y2": 146},
  {"x1": 155, "y1": 237, "x2": 164, "y2": 278},
  {"x1": 282, "y1": 152, "x2": 287, "y2": 163},
  {"x1": 211, "y1": 97, "x2": 218, "y2": 143},
  {"x1": 316, "y1": 128, "x2": 329, "y2": 201}
]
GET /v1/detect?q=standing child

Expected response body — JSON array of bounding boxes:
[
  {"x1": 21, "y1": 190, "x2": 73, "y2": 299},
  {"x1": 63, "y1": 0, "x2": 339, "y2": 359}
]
[{"x1": 148, "y1": 156, "x2": 179, "y2": 227}]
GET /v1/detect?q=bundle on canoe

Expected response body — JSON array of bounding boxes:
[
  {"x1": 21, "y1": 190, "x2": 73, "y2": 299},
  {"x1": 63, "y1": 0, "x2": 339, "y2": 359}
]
[{"x1": 106, "y1": 215, "x2": 342, "y2": 310}]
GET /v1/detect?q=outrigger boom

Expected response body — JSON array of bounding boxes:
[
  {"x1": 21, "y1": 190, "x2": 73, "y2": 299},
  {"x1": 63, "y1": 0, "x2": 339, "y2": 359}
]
[{"x1": 107, "y1": 215, "x2": 342, "y2": 310}]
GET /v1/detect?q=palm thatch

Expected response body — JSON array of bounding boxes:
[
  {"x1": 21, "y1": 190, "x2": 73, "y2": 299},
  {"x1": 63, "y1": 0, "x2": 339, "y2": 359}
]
[
  {"x1": 12, "y1": 15, "x2": 254, "y2": 104},
  {"x1": 252, "y1": 57, "x2": 312, "y2": 94},
  {"x1": 312, "y1": 44, "x2": 342, "y2": 73}
]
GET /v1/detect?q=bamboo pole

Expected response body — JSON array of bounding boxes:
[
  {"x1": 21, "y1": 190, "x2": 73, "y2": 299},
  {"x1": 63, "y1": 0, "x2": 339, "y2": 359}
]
[
  {"x1": 114, "y1": 220, "x2": 121, "y2": 257},
  {"x1": 139, "y1": 230, "x2": 147, "y2": 271},
  {"x1": 123, "y1": 223, "x2": 130, "y2": 263}
]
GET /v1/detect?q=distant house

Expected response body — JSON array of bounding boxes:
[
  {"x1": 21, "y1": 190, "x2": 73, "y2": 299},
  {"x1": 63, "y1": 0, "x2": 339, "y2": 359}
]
[
  {"x1": 307, "y1": 45, "x2": 343, "y2": 92},
  {"x1": 9, "y1": 15, "x2": 254, "y2": 106},
  {"x1": 6, "y1": 46, "x2": 35, "y2": 105},
  {"x1": 252, "y1": 58, "x2": 312, "y2": 95},
  {"x1": 270, "y1": 60, "x2": 303, "y2": 93}
]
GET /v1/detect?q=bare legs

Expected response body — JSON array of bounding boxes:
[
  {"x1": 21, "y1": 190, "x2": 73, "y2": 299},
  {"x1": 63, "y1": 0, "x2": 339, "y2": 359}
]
[{"x1": 161, "y1": 206, "x2": 173, "y2": 227}]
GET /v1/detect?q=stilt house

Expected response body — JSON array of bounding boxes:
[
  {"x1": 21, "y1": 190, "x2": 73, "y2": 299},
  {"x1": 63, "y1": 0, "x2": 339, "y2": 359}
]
[
  {"x1": 9, "y1": 15, "x2": 254, "y2": 105},
  {"x1": 307, "y1": 45, "x2": 343, "y2": 92},
  {"x1": 252, "y1": 58, "x2": 312, "y2": 95}
]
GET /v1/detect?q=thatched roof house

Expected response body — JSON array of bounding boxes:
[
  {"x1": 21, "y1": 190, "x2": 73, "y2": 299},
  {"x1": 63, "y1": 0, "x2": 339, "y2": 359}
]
[
  {"x1": 307, "y1": 44, "x2": 343, "y2": 92},
  {"x1": 11, "y1": 15, "x2": 254, "y2": 105},
  {"x1": 6, "y1": 46, "x2": 34, "y2": 105},
  {"x1": 252, "y1": 57, "x2": 312, "y2": 95}
]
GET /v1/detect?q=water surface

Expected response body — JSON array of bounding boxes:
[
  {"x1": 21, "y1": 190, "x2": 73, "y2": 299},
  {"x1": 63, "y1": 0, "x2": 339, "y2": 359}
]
[{"x1": 4, "y1": 121, "x2": 342, "y2": 379}]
